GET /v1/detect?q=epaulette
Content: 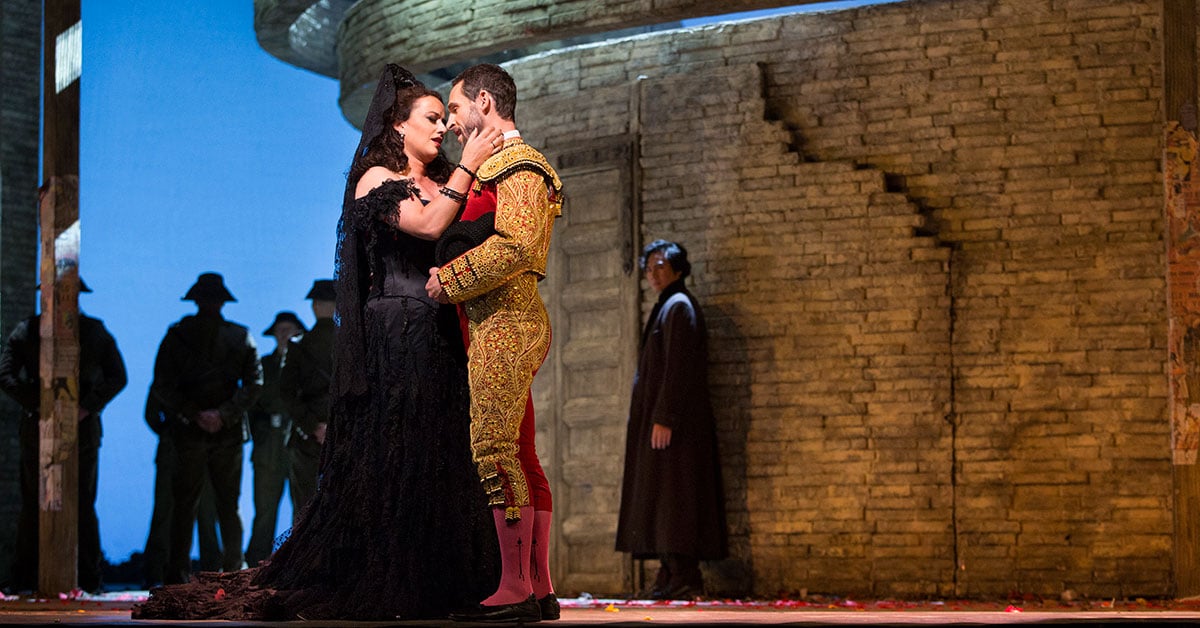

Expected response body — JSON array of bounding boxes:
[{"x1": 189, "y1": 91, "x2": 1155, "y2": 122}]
[{"x1": 475, "y1": 143, "x2": 564, "y2": 210}]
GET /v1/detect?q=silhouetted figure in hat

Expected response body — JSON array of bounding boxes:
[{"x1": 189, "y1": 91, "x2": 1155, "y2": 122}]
[
  {"x1": 0, "y1": 279, "x2": 127, "y2": 594},
  {"x1": 149, "y1": 272, "x2": 262, "y2": 584},
  {"x1": 279, "y1": 281, "x2": 334, "y2": 516},
  {"x1": 244, "y1": 311, "x2": 305, "y2": 566}
]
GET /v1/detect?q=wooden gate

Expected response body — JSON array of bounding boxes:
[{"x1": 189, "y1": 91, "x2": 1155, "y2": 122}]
[{"x1": 535, "y1": 137, "x2": 640, "y2": 595}]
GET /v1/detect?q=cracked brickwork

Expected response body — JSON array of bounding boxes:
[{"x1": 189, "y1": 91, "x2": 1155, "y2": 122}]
[{"x1": 487, "y1": 0, "x2": 1169, "y2": 598}]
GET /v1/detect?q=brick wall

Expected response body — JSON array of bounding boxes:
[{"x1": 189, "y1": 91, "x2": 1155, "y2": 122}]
[
  {"x1": 495, "y1": 0, "x2": 1169, "y2": 598},
  {"x1": 0, "y1": 0, "x2": 43, "y2": 590}
]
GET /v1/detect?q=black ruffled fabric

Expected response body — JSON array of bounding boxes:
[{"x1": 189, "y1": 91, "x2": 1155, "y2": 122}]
[{"x1": 133, "y1": 65, "x2": 499, "y2": 621}]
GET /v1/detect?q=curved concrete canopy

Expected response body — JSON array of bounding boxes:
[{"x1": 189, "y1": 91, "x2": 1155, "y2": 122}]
[
  {"x1": 255, "y1": 0, "x2": 833, "y2": 126},
  {"x1": 255, "y1": 0, "x2": 354, "y2": 77}
]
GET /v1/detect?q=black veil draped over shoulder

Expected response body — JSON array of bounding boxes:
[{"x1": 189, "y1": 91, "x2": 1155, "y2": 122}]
[{"x1": 133, "y1": 64, "x2": 498, "y2": 621}]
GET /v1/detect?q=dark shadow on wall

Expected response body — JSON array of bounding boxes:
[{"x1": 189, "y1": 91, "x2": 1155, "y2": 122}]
[{"x1": 703, "y1": 302, "x2": 755, "y2": 597}]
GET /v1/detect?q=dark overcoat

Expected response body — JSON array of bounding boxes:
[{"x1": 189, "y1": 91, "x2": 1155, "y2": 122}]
[
  {"x1": 279, "y1": 316, "x2": 333, "y2": 453},
  {"x1": 149, "y1": 313, "x2": 261, "y2": 437},
  {"x1": 616, "y1": 280, "x2": 727, "y2": 559}
]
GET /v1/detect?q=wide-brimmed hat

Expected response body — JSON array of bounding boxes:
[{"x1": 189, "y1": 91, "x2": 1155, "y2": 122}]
[
  {"x1": 263, "y1": 310, "x2": 306, "y2": 337},
  {"x1": 306, "y1": 279, "x2": 336, "y2": 302},
  {"x1": 183, "y1": 272, "x2": 236, "y2": 303}
]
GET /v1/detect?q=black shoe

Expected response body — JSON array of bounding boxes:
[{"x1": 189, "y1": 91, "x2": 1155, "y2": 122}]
[
  {"x1": 450, "y1": 594, "x2": 541, "y2": 623},
  {"x1": 537, "y1": 593, "x2": 560, "y2": 620},
  {"x1": 661, "y1": 583, "x2": 702, "y2": 600}
]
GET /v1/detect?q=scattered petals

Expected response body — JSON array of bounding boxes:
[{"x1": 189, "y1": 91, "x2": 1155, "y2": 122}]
[{"x1": 1004, "y1": 605, "x2": 1023, "y2": 613}]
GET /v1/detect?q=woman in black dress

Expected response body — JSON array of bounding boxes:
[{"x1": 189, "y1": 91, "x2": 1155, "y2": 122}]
[{"x1": 134, "y1": 64, "x2": 503, "y2": 621}]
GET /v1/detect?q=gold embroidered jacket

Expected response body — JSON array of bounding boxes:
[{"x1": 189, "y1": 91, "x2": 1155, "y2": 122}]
[{"x1": 438, "y1": 140, "x2": 563, "y2": 303}]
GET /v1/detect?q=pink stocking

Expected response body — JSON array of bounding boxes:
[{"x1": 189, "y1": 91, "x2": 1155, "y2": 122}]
[
  {"x1": 530, "y1": 510, "x2": 555, "y2": 598},
  {"x1": 482, "y1": 506, "x2": 535, "y2": 606}
]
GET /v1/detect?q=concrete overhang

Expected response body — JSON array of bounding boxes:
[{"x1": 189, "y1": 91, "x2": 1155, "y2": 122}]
[{"x1": 255, "y1": 0, "x2": 841, "y2": 127}]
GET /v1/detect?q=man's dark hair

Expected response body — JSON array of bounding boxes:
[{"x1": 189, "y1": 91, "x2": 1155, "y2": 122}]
[
  {"x1": 640, "y1": 239, "x2": 691, "y2": 279},
  {"x1": 453, "y1": 63, "x2": 517, "y2": 122}
]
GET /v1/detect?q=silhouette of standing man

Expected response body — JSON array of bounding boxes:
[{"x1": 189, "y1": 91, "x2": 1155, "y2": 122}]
[
  {"x1": 245, "y1": 311, "x2": 304, "y2": 565},
  {"x1": 150, "y1": 273, "x2": 261, "y2": 584},
  {"x1": 0, "y1": 280, "x2": 127, "y2": 593}
]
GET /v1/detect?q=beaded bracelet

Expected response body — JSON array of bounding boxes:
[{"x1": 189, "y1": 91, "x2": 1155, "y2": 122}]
[
  {"x1": 456, "y1": 163, "x2": 476, "y2": 179},
  {"x1": 441, "y1": 186, "x2": 468, "y2": 204}
]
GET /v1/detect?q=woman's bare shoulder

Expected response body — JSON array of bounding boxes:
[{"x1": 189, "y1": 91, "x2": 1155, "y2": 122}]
[{"x1": 355, "y1": 167, "x2": 410, "y2": 199}]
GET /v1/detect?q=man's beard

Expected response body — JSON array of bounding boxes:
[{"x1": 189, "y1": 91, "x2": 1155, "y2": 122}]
[{"x1": 461, "y1": 106, "x2": 486, "y2": 137}]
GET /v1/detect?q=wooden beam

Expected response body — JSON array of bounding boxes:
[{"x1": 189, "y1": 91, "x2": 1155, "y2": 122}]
[
  {"x1": 38, "y1": 0, "x2": 82, "y2": 596},
  {"x1": 1165, "y1": 0, "x2": 1198, "y2": 130},
  {"x1": 36, "y1": 179, "x2": 80, "y2": 596}
]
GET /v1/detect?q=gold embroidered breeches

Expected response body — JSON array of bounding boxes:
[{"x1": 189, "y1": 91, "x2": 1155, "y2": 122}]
[{"x1": 463, "y1": 273, "x2": 551, "y2": 521}]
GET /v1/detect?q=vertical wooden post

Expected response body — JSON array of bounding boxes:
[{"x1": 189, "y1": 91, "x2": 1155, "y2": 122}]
[
  {"x1": 1164, "y1": 0, "x2": 1200, "y2": 600},
  {"x1": 39, "y1": 0, "x2": 82, "y2": 596}
]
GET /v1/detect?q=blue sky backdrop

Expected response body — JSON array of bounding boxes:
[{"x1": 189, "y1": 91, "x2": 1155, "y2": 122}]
[
  {"x1": 76, "y1": 0, "x2": 885, "y2": 566},
  {"x1": 81, "y1": 0, "x2": 358, "y2": 564}
]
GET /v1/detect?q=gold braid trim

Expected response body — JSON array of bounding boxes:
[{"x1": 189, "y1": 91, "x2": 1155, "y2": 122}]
[
  {"x1": 482, "y1": 469, "x2": 506, "y2": 507},
  {"x1": 473, "y1": 143, "x2": 564, "y2": 215},
  {"x1": 481, "y1": 464, "x2": 526, "y2": 522}
]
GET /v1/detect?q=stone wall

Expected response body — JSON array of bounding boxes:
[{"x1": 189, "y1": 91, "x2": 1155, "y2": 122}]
[
  {"x1": 498, "y1": 0, "x2": 1168, "y2": 598},
  {"x1": 336, "y1": 0, "x2": 825, "y2": 121},
  {"x1": 0, "y1": 0, "x2": 44, "y2": 590}
]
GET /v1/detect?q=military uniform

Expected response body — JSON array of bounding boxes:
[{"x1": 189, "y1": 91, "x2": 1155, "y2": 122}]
[
  {"x1": 150, "y1": 273, "x2": 261, "y2": 584},
  {"x1": 0, "y1": 311, "x2": 127, "y2": 593},
  {"x1": 244, "y1": 311, "x2": 304, "y2": 565},
  {"x1": 243, "y1": 349, "x2": 291, "y2": 565},
  {"x1": 279, "y1": 315, "x2": 333, "y2": 514}
]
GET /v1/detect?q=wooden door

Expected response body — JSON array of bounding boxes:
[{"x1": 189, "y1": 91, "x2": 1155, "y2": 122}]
[{"x1": 535, "y1": 137, "x2": 640, "y2": 595}]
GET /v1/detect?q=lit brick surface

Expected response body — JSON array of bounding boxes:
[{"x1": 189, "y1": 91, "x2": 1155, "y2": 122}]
[{"x1": 484, "y1": 0, "x2": 1168, "y2": 599}]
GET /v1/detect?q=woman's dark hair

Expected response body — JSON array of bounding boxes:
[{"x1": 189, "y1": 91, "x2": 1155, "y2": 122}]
[
  {"x1": 640, "y1": 239, "x2": 691, "y2": 279},
  {"x1": 347, "y1": 84, "x2": 453, "y2": 187}
]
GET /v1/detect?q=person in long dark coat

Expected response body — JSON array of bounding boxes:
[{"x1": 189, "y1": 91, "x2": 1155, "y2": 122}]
[{"x1": 616, "y1": 239, "x2": 727, "y2": 600}]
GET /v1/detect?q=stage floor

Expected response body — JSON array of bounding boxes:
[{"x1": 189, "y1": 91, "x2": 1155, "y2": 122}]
[{"x1": 4, "y1": 592, "x2": 1200, "y2": 626}]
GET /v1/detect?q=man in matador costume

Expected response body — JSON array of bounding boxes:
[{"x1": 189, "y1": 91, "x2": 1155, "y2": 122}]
[{"x1": 427, "y1": 63, "x2": 563, "y2": 623}]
